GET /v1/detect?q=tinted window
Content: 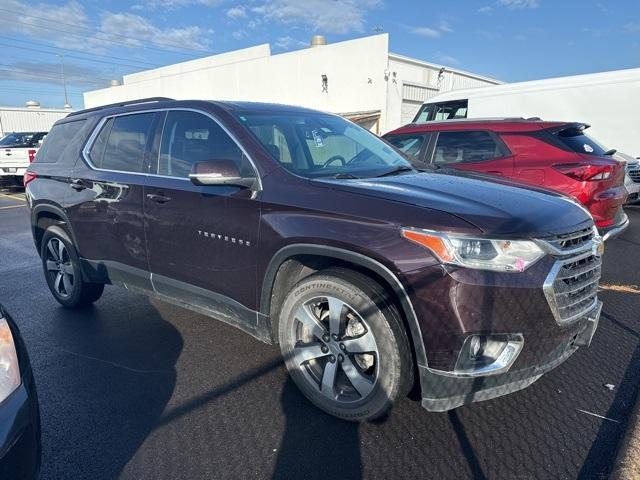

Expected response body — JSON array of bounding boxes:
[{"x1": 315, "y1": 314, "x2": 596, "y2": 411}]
[
  {"x1": 34, "y1": 121, "x2": 84, "y2": 163},
  {"x1": 236, "y1": 112, "x2": 414, "y2": 179},
  {"x1": 433, "y1": 131, "x2": 506, "y2": 164},
  {"x1": 384, "y1": 134, "x2": 426, "y2": 159},
  {"x1": 0, "y1": 132, "x2": 41, "y2": 147},
  {"x1": 555, "y1": 127, "x2": 608, "y2": 156},
  {"x1": 89, "y1": 113, "x2": 155, "y2": 172},
  {"x1": 157, "y1": 110, "x2": 252, "y2": 178}
]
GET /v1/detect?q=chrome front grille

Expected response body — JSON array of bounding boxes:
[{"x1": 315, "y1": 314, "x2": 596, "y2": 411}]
[
  {"x1": 628, "y1": 167, "x2": 640, "y2": 183},
  {"x1": 539, "y1": 227, "x2": 603, "y2": 324},
  {"x1": 541, "y1": 227, "x2": 595, "y2": 255}
]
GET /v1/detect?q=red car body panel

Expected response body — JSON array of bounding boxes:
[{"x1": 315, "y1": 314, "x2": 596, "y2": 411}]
[{"x1": 384, "y1": 119, "x2": 627, "y2": 231}]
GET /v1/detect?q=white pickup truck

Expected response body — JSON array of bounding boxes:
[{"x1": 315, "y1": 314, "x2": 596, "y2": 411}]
[{"x1": 0, "y1": 132, "x2": 47, "y2": 185}]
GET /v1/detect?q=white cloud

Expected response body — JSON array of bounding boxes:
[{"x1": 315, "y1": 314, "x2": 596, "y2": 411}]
[
  {"x1": 407, "y1": 26, "x2": 441, "y2": 38},
  {"x1": 405, "y1": 18, "x2": 454, "y2": 39},
  {"x1": 436, "y1": 53, "x2": 460, "y2": 66},
  {"x1": 625, "y1": 22, "x2": 640, "y2": 33},
  {"x1": 95, "y1": 12, "x2": 212, "y2": 52},
  {"x1": 274, "y1": 36, "x2": 307, "y2": 50},
  {"x1": 252, "y1": 0, "x2": 381, "y2": 34},
  {"x1": 135, "y1": 0, "x2": 221, "y2": 9},
  {"x1": 497, "y1": 0, "x2": 540, "y2": 9},
  {"x1": 0, "y1": 0, "x2": 90, "y2": 49},
  {"x1": 227, "y1": 6, "x2": 247, "y2": 19},
  {"x1": 478, "y1": 5, "x2": 494, "y2": 13}
]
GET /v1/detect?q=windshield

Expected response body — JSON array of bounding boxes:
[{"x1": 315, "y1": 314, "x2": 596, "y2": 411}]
[
  {"x1": 0, "y1": 132, "x2": 37, "y2": 147},
  {"x1": 235, "y1": 111, "x2": 414, "y2": 179}
]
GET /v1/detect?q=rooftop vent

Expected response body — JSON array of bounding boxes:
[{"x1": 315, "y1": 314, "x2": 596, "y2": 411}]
[
  {"x1": 110, "y1": 79, "x2": 121, "y2": 87},
  {"x1": 310, "y1": 35, "x2": 327, "y2": 48},
  {"x1": 25, "y1": 100, "x2": 40, "y2": 109}
]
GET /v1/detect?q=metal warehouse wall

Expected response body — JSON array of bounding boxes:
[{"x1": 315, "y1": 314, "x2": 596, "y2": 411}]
[{"x1": 0, "y1": 108, "x2": 71, "y2": 137}]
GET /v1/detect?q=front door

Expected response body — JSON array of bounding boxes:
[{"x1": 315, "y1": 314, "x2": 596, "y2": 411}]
[{"x1": 143, "y1": 109, "x2": 261, "y2": 328}]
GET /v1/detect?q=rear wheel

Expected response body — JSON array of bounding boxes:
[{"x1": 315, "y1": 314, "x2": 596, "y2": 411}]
[
  {"x1": 278, "y1": 268, "x2": 412, "y2": 421},
  {"x1": 40, "y1": 225, "x2": 104, "y2": 308}
]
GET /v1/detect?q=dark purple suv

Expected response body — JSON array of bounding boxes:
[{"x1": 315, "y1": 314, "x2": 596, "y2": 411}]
[{"x1": 25, "y1": 98, "x2": 603, "y2": 421}]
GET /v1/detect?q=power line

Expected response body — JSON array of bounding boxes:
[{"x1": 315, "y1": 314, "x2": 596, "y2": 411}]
[
  {"x1": 0, "y1": 65, "x2": 109, "y2": 86},
  {"x1": 0, "y1": 7, "x2": 215, "y2": 57},
  {"x1": 0, "y1": 40, "x2": 155, "y2": 70},
  {"x1": 0, "y1": 35, "x2": 162, "y2": 68}
]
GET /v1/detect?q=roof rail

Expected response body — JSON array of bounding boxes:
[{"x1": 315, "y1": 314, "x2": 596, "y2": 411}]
[{"x1": 66, "y1": 97, "x2": 174, "y2": 117}]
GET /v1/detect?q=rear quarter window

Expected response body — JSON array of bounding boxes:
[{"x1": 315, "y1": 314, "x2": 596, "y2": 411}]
[
  {"x1": 34, "y1": 121, "x2": 85, "y2": 163},
  {"x1": 432, "y1": 130, "x2": 509, "y2": 164},
  {"x1": 555, "y1": 127, "x2": 608, "y2": 156}
]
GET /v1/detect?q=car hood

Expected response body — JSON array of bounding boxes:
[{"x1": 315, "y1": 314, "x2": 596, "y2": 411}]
[{"x1": 318, "y1": 170, "x2": 593, "y2": 237}]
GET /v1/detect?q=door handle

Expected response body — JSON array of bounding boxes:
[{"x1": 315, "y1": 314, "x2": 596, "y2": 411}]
[
  {"x1": 70, "y1": 179, "x2": 87, "y2": 191},
  {"x1": 146, "y1": 193, "x2": 171, "y2": 204}
]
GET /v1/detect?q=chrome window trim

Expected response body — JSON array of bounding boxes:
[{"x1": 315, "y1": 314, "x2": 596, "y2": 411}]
[{"x1": 81, "y1": 107, "x2": 263, "y2": 191}]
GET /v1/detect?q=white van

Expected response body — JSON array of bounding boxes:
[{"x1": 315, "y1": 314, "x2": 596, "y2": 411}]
[{"x1": 412, "y1": 67, "x2": 640, "y2": 201}]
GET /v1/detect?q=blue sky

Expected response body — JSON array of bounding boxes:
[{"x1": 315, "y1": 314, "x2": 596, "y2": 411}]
[{"x1": 0, "y1": 0, "x2": 638, "y2": 109}]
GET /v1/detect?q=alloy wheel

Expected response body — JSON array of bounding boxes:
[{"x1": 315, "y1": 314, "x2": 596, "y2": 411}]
[
  {"x1": 45, "y1": 238, "x2": 75, "y2": 298},
  {"x1": 289, "y1": 296, "x2": 379, "y2": 403}
]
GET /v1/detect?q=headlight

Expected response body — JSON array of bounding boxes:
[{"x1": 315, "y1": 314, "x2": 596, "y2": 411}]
[
  {"x1": 402, "y1": 228, "x2": 546, "y2": 272},
  {"x1": 0, "y1": 316, "x2": 20, "y2": 403}
]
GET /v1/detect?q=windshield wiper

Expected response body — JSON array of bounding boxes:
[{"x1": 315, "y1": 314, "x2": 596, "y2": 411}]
[
  {"x1": 375, "y1": 166, "x2": 416, "y2": 178},
  {"x1": 603, "y1": 149, "x2": 617, "y2": 156}
]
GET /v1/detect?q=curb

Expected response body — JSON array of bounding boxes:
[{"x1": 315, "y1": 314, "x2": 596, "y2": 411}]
[{"x1": 610, "y1": 391, "x2": 640, "y2": 480}]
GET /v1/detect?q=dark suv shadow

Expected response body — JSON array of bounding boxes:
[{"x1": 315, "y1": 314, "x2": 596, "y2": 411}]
[
  {"x1": 273, "y1": 378, "x2": 362, "y2": 480},
  {"x1": 26, "y1": 295, "x2": 182, "y2": 480}
]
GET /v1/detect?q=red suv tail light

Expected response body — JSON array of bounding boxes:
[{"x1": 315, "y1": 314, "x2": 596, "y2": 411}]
[
  {"x1": 23, "y1": 172, "x2": 37, "y2": 187},
  {"x1": 553, "y1": 163, "x2": 613, "y2": 181},
  {"x1": 28, "y1": 149, "x2": 36, "y2": 163}
]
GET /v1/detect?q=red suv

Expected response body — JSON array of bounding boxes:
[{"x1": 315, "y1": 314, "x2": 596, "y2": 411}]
[{"x1": 384, "y1": 119, "x2": 629, "y2": 239}]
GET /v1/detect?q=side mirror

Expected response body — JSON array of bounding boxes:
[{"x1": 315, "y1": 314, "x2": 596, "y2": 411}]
[{"x1": 189, "y1": 160, "x2": 256, "y2": 189}]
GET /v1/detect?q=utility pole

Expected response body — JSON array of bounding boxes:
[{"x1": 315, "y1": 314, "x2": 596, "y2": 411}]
[{"x1": 57, "y1": 54, "x2": 71, "y2": 109}]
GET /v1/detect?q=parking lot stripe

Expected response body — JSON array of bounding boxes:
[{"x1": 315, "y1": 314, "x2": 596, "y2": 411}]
[
  {"x1": 0, "y1": 194, "x2": 25, "y2": 201},
  {"x1": 0, "y1": 204, "x2": 25, "y2": 210}
]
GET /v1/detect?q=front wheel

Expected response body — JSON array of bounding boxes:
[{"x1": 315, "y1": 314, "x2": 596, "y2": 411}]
[
  {"x1": 278, "y1": 268, "x2": 413, "y2": 421},
  {"x1": 40, "y1": 225, "x2": 104, "y2": 308}
]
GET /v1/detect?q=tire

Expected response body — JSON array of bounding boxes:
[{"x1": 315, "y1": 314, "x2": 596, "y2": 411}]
[
  {"x1": 40, "y1": 225, "x2": 104, "y2": 308},
  {"x1": 278, "y1": 267, "x2": 413, "y2": 421}
]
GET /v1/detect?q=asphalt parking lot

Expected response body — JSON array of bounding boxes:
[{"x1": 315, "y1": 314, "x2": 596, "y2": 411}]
[{"x1": 0, "y1": 187, "x2": 639, "y2": 480}]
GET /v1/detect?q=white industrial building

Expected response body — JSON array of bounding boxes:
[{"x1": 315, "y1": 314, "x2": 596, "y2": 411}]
[
  {"x1": 0, "y1": 102, "x2": 72, "y2": 137},
  {"x1": 84, "y1": 34, "x2": 501, "y2": 134}
]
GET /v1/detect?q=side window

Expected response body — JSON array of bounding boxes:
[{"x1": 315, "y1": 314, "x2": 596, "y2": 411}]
[
  {"x1": 432, "y1": 101, "x2": 468, "y2": 121},
  {"x1": 157, "y1": 110, "x2": 254, "y2": 178},
  {"x1": 433, "y1": 131, "x2": 506, "y2": 164},
  {"x1": 34, "y1": 121, "x2": 84, "y2": 163},
  {"x1": 89, "y1": 113, "x2": 155, "y2": 172},
  {"x1": 384, "y1": 134, "x2": 426, "y2": 159},
  {"x1": 413, "y1": 105, "x2": 433, "y2": 124}
]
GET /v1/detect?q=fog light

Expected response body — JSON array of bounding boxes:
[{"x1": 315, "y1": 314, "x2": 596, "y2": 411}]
[{"x1": 454, "y1": 334, "x2": 524, "y2": 377}]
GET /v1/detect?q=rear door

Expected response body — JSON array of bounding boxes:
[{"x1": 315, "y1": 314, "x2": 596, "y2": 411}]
[
  {"x1": 143, "y1": 109, "x2": 261, "y2": 323},
  {"x1": 428, "y1": 130, "x2": 514, "y2": 177},
  {"x1": 66, "y1": 111, "x2": 162, "y2": 290}
]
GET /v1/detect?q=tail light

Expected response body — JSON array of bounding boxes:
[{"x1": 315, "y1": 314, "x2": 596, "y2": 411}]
[
  {"x1": 23, "y1": 172, "x2": 37, "y2": 187},
  {"x1": 28, "y1": 149, "x2": 36, "y2": 163},
  {"x1": 553, "y1": 163, "x2": 613, "y2": 181}
]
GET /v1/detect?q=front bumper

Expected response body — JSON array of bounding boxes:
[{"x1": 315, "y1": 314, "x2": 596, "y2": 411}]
[{"x1": 420, "y1": 301, "x2": 601, "y2": 412}]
